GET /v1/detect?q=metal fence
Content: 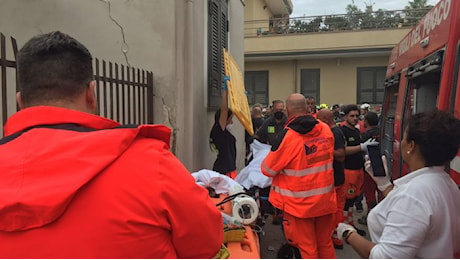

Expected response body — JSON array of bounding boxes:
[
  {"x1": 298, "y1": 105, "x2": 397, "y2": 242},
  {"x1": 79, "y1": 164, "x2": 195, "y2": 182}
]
[
  {"x1": 245, "y1": 8, "x2": 431, "y2": 37},
  {"x1": 0, "y1": 32, "x2": 154, "y2": 136}
]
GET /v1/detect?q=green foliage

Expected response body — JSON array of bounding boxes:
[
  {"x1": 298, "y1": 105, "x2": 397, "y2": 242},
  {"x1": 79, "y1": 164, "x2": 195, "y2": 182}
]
[
  {"x1": 323, "y1": 16, "x2": 349, "y2": 31},
  {"x1": 287, "y1": 0, "x2": 432, "y2": 34},
  {"x1": 405, "y1": 0, "x2": 432, "y2": 25}
]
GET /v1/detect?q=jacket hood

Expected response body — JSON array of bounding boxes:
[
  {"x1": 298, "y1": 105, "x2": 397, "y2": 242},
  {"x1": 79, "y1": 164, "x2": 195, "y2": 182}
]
[
  {"x1": 287, "y1": 115, "x2": 318, "y2": 134},
  {"x1": 0, "y1": 106, "x2": 170, "y2": 231}
]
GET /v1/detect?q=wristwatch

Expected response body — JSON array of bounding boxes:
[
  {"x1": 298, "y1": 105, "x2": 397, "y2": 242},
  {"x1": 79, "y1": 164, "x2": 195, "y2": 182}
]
[{"x1": 342, "y1": 229, "x2": 356, "y2": 244}]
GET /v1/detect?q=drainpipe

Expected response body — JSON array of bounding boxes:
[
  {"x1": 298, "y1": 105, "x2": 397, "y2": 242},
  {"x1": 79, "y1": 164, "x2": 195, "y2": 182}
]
[{"x1": 183, "y1": 0, "x2": 194, "y2": 170}]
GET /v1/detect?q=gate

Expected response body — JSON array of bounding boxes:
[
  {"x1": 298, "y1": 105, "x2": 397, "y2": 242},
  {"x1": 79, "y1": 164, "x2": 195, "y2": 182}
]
[{"x1": 0, "y1": 33, "x2": 154, "y2": 136}]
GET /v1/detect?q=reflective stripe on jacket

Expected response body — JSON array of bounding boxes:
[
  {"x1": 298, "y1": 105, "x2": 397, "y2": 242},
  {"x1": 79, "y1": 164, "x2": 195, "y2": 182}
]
[{"x1": 261, "y1": 116, "x2": 337, "y2": 218}]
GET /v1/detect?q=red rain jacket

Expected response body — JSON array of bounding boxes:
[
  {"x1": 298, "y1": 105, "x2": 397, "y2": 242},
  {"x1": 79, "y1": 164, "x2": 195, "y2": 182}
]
[{"x1": 0, "y1": 106, "x2": 223, "y2": 258}]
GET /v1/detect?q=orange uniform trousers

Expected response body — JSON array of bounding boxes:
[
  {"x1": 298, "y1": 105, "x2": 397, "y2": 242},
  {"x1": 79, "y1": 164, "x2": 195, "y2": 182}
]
[
  {"x1": 283, "y1": 212, "x2": 336, "y2": 259},
  {"x1": 344, "y1": 168, "x2": 364, "y2": 200}
]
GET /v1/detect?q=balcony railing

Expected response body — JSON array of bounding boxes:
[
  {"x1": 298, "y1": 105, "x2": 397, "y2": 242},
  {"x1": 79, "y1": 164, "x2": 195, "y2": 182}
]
[{"x1": 245, "y1": 8, "x2": 431, "y2": 37}]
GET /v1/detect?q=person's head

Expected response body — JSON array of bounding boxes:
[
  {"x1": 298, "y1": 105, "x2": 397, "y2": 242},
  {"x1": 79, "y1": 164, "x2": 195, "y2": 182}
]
[
  {"x1": 265, "y1": 106, "x2": 272, "y2": 117},
  {"x1": 253, "y1": 103, "x2": 263, "y2": 109},
  {"x1": 286, "y1": 93, "x2": 307, "y2": 119},
  {"x1": 342, "y1": 104, "x2": 360, "y2": 127},
  {"x1": 252, "y1": 106, "x2": 262, "y2": 118},
  {"x1": 214, "y1": 108, "x2": 233, "y2": 126},
  {"x1": 305, "y1": 96, "x2": 316, "y2": 113},
  {"x1": 272, "y1": 100, "x2": 285, "y2": 121},
  {"x1": 332, "y1": 104, "x2": 340, "y2": 112},
  {"x1": 16, "y1": 31, "x2": 96, "y2": 114},
  {"x1": 402, "y1": 110, "x2": 460, "y2": 169},
  {"x1": 360, "y1": 102, "x2": 371, "y2": 116},
  {"x1": 364, "y1": 111, "x2": 379, "y2": 128},
  {"x1": 316, "y1": 109, "x2": 334, "y2": 127}
]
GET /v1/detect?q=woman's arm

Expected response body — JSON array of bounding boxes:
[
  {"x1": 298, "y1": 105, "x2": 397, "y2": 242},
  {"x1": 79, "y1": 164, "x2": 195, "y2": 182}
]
[
  {"x1": 345, "y1": 231, "x2": 376, "y2": 258},
  {"x1": 218, "y1": 76, "x2": 230, "y2": 131}
]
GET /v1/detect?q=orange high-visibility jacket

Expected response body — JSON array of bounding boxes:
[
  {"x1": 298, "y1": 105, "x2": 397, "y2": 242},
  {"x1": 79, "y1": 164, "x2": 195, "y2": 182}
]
[
  {"x1": 0, "y1": 106, "x2": 223, "y2": 259},
  {"x1": 261, "y1": 115, "x2": 337, "y2": 218}
]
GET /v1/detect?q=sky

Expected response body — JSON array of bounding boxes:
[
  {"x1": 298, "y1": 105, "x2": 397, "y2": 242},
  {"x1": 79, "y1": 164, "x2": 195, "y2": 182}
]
[{"x1": 290, "y1": 0, "x2": 441, "y2": 17}]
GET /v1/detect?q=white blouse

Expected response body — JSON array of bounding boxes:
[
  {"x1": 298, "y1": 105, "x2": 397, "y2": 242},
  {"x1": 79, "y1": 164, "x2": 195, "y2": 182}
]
[{"x1": 367, "y1": 166, "x2": 460, "y2": 258}]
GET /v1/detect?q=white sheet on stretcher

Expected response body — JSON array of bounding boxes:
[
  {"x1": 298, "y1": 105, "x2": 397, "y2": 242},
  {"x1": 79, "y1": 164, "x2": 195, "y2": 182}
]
[
  {"x1": 191, "y1": 169, "x2": 243, "y2": 194},
  {"x1": 235, "y1": 140, "x2": 272, "y2": 189}
]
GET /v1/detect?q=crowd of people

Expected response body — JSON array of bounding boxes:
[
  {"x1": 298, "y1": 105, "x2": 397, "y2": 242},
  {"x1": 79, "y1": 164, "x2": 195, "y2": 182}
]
[
  {"x1": 1, "y1": 31, "x2": 459, "y2": 259},
  {"x1": 239, "y1": 96, "x2": 459, "y2": 258}
]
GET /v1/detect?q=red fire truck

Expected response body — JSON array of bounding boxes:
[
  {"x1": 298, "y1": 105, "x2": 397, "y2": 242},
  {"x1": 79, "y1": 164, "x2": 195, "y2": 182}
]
[{"x1": 381, "y1": 0, "x2": 460, "y2": 186}]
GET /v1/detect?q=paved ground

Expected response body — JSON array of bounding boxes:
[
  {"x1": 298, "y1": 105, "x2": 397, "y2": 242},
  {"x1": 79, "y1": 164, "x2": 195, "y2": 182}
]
[{"x1": 258, "y1": 209, "x2": 369, "y2": 259}]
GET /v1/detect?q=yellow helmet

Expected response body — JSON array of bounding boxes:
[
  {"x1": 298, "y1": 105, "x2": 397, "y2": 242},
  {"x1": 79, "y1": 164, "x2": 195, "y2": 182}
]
[{"x1": 318, "y1": 103, "x2": 329, "y2": 110}]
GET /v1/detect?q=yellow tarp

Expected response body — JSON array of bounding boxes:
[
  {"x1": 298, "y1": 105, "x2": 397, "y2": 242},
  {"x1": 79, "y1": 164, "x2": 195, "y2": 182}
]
[{"x1": 223, "y1": 48, "x2": 254, "y2": 136}]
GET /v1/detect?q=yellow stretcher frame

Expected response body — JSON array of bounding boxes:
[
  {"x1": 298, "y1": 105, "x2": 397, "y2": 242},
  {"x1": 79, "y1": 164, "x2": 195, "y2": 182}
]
[{"x1": 223, "y1": 48, "x2": 254, "y2": 136}]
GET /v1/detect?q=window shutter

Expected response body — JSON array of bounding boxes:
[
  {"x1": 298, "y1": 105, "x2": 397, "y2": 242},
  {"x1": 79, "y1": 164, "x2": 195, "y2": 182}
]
[{"x1": 208, "y1": 0, "x2": 228, "y2": 108}]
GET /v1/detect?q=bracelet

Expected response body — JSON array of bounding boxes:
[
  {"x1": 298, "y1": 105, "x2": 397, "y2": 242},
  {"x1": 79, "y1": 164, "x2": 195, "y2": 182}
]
[{"x1": 344, "y1": 230, "x2": 356, "y2": 244}]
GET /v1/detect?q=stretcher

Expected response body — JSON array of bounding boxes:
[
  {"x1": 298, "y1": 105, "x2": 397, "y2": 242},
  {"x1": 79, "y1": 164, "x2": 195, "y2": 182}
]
[{"x1": 211, "y1": 194, "x2": 260, "y2": 259}]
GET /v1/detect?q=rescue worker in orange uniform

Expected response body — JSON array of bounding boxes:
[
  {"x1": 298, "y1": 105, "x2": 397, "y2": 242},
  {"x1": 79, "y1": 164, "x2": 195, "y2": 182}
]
[
  {"x1": 0, "y1": 31, "x2": 223, "y2": 258},
  {"x1": 261, "y1": 93, "x2": 337, "y2": 258}
]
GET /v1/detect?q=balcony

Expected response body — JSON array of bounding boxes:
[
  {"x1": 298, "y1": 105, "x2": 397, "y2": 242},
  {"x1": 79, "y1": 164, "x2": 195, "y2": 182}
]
[
  {"x1": 244, "y1": 8, "x2": 430, "y2": 61},
  {"x1": 263, "y1": 0, "x2": 293, "y2": 16}
]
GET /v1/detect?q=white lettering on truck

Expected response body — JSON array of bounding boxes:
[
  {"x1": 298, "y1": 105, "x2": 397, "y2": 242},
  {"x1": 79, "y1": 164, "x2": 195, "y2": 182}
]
[{"x1": 397, "y1": 0, "x2": 451, "y2": 58}]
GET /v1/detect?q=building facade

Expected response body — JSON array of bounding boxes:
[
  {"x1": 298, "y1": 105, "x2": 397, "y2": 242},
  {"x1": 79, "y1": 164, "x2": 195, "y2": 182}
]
[
  {"x1": 244, "y1": 0, "x2": 414, "y2": 108},
  {"x1": 0, "y1": 0, "x2": 246, "y2": 172}
]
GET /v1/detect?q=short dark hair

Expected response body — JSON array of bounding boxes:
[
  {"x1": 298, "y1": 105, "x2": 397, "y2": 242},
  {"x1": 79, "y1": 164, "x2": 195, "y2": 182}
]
[
  {"x1": 364, "y1": 111, "x2": 379, "y2": 126},
  {"x1": 342, "y1": 104, "x2": 359, "y2": 115},
  {"x1": 406, "y1": 110, "x2": 460, "y2": 166},
  {"x1": 214, "y1": 108, "x2": 233, "y2": 125},
  {"x1": 17, "y1": 31, "x2": 93, "y2": 106},
  {"x1": 272, "y1": 100, "x2": 284, "y2": 106}
]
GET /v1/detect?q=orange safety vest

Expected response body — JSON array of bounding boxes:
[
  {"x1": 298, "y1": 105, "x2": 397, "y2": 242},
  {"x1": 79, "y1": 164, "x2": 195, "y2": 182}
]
[{"x1": 261, "y1": 117, "x2": 337, "y2": 218}]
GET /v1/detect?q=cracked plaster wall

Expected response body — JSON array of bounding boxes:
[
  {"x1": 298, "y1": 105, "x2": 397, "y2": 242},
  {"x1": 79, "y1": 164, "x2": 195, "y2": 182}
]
[
  {"x1": 0, "y1": 0, "x2": 245, "y2": 172},
  {"x1": 0, "y1": 0, "x2": 178, "y2": 149}
]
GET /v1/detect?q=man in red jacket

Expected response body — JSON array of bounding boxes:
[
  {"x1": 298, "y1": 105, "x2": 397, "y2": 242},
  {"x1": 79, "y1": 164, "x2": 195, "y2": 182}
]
[{"x1": 0, "y1": 31, "x2": 223, "y2": 258}]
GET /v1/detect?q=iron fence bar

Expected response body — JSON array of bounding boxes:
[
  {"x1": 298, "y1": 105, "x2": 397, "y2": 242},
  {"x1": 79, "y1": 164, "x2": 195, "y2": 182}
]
[
  {"x1": 133, "y1": 69, "x2": 137, "y2": 124},
  {"x1": 11, "y1": 36, "x2": 19, "y2": 111},
  {"x1": 109, "y1": 62, "x2": 114, "y2": 120},
  {"x1": 102, "y1": 60, "x2": 107, "y2": 118},
  {"x1": 95, "y1": 59, "x2": 100, "y2": 114},
  {"x1": 115, "y1": 63, "x2": 120, "y2": 122},
  {"x1": 147, "y1": 71, "x2": 154, "y2": 124},
  {"x1": 127, "y1": 66, "x2": 131, "y2": 123},
  {"x1": 137, "y1": 68, "x2": 141, "y2": 124},
  {"x1": 121, "y1": 64, "x2": 126, "y2": 124},
  {"x1": 1, "y1": 34, "x2": 7, "y2": 126},
  {"x1": 139, "y1": 70, "x2": 147, "y2": 124}
]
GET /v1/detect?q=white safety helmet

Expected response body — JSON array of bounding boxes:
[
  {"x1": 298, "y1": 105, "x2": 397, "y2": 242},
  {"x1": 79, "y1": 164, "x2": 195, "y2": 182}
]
[{"x1": 360, "y1": 103, "x2": 371, "y2": 110}]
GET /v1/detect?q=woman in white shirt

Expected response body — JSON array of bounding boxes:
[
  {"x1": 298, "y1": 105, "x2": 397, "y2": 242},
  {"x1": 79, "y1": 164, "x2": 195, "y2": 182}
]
[{"x1": 337, "y1": 110, "x2": 460, "y2": 258}]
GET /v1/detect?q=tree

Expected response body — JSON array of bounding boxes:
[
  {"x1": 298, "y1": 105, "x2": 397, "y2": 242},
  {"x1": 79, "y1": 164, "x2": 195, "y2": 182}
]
[
  {"x1": 345, "y1": 1, "x2": 362, "y2": 29},
  {"x1": 406, "y1": 0, "x2": 428, "y2": 9},
  {"x1": 404, "y1": 0, "x2": 433, "y2": 25},
  {"x1": 360, "y1": 4, "x2": 376, "y2": 29},
  {"x1": 289, "y1": 16, "x2": 323, "y2": 33},
  {"x1": 323, "y1": 16, "x2": 349, "y2": 31}
]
